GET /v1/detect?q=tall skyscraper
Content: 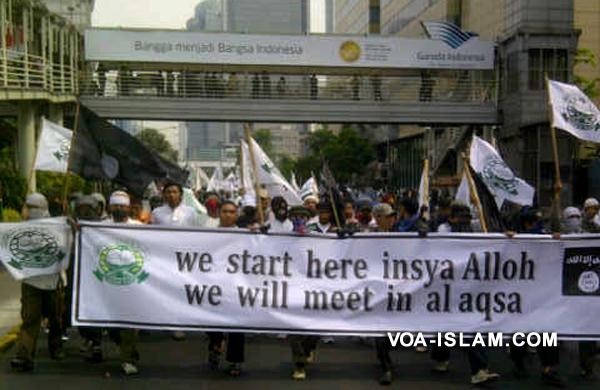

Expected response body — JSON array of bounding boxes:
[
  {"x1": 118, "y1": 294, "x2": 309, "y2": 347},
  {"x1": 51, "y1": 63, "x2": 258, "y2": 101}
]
[
  {"x1": 41, "y1": 0, "x2": 95, "y2": 31},
  {"x1": 187, "y1": 0, "x2": 309, "y2": 33},
  {"x1": 183, "y1": 0, "x2": 311, "y2": 170}
]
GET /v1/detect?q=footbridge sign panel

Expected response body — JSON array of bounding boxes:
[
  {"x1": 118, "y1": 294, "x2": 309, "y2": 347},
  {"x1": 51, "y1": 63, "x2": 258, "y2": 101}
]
[{"x1": 85, "y1": 28, "x2": 495, "y2": 70}]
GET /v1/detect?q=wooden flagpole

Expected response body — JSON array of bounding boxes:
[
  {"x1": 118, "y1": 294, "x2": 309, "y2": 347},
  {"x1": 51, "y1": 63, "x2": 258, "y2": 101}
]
[
  {"x1": 545, "y1": 76, "x2": 563, "y2": 223},
  {"x1": 24, "y1": 114, "x2": 42, "y2": 195},
  {"x1": 239, "y1": 141, "x2": 244, "y2": 194},
  {"x1": 61, "y1": 102, "x2": 80, "y2": 213},
  {"x1": 462, "y1": 152, "x2": 488, "y2": 233},
  {"x1": 243, "y1": 123, "x2": 265, "y2": 225}
]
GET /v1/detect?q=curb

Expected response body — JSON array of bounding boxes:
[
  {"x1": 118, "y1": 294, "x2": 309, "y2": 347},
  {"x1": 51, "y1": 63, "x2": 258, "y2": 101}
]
[{"x1": 0, "y1": 325, "x2": 20, "y2": 354}]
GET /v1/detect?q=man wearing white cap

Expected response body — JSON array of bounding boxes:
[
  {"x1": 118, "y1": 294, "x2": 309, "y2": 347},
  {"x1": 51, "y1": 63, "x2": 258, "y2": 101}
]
[
  {"x1": 302, "y1": 194, "x2": 319, "y2": 225},
  {"x1": 109, "y1": 191, "x2": 140, "y2": 225},
  {"x1": 582, "y1": 198, "x2": 600, "y2": 233},
  {"x1": 107, "y1": 190, "x2": 141, "y2": 375},
  {"x1": 11, "y1": 193, "x2": 65, "y2": 372},
  {"x1": 562, "y1": 207, "x2": 583, "y2": 234}
]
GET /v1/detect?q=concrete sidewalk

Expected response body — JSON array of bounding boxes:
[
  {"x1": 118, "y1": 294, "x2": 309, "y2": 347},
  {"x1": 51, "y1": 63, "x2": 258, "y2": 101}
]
[{"x1": 0, "y1": 269, "x2": 21, "y2": 352}]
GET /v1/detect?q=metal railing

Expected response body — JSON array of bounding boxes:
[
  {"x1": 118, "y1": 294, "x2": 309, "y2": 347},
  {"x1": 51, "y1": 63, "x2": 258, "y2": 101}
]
[
  {"x1": 79, "y1": 71, "x2": 497, "y2": 104},
  {"x1": 0, "y1": 49, "x2": 77, "y2": 96}
]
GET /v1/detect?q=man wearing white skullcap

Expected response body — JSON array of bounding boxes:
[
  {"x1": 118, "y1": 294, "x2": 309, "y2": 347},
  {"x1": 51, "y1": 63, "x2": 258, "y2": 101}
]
[
  {"x1": 11, "y1": 193, "x2": 64, "y2": 371},
  {"x1": 562, "y1": 207, "x2": 583, "y2": 234},
  {"x1": 106, "y1": 190, "x2": 141, "y2": 375},
  {"x1": 582, "y1": 198, "x2": 600, "y2": 233},
  {"x1": 91, "y1": 192, "x2": 108, "y2": 220},
  {"x1": 108, "y1": 190, "x2": 140, "y2": 225}
]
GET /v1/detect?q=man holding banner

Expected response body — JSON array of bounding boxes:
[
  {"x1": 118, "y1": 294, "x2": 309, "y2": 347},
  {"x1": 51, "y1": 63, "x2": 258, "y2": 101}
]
[
  {"x1": 8, "y1": 193, "x2": 71, "y2": 371},
  {"x1": 207, "y1": 200, "x2": 245, "y2": 376}
]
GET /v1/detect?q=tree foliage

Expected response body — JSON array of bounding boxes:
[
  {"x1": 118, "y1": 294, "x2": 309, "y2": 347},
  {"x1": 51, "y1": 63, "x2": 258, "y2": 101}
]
[
  {"x1": 135, "y1": 128, "x2": 178, "y2": 163},
  {"x1": 253, "y1": 128, "x2": 274, "y2": 157},
  {"x1": 284, "y1": 126, "x2": 376, "y2": 185},
  {"x1": 574, "y1": 48, "x2": 600, "y2": 98},
  {"x1": 0, "y1": 147, "x2": 26, "y2": 212}
]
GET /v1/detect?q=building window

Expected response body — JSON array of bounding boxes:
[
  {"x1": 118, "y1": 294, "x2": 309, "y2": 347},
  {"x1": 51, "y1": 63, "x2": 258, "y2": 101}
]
[
  {"x1": 528, "y1": 49, "x2": 568, "y2": 90},
  {"x1": 506, "y1": 52, "x2": 519, "y2": 93}
]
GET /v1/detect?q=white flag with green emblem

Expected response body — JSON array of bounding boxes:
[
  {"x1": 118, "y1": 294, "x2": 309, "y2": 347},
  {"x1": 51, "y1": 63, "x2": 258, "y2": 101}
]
[
  {"x1": 34, "y1": 118, "x2": 73, "y2": 173},
  {"x1": 469, "y1": 136, "x2": 534, "y2": 209},
  {"x1": 548, "y1": 80, "x2": 600, "y2": 143},
  {"x1": 0, "y1": 217, "x2": 72, "y2": 280},
  {"x1": 244, "y1": 138, "x2": 302, "y2": 205},
  {"x1": 299, "y1": 176, "x2": 318, "y2": 200}
]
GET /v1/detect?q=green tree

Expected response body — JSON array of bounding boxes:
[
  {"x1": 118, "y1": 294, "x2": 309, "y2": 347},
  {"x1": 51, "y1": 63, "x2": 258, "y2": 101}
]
[
  {"x1": 135, "y1": 128, "x2": 178, "y2": 163},
  {"x1": 277, "y1": 154, "x2": 297, "y2": 181},
  {"x1": 292, "y1": 127, "x2": 376, "y2": 185},
  {"x1": 253, "y1": 128, "x2": 274, "y2": 157},
  {"x1": 573, "y1": 48, "x2": 600, "y2": 161},
  {"x1": 0, "y1": 147, "x2": 27, "y2": 212},
  {"x1": 36, "y1": 171, "x2": 90, "y2": 206},
  {"x1": 574, "y1": 48, "x2": 600, "y2": 98}
]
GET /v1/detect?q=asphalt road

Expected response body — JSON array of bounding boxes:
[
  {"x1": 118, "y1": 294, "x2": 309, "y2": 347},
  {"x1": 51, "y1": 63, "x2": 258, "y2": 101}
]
[{"x1": 1, "y1": 331, "x2": 598, "y2": 389}]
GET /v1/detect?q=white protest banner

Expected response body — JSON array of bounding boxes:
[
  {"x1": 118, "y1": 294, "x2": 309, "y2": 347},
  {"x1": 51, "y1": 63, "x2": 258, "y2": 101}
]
[
  {"x1": 34, "y1": 118, "x2": 73, "y2": 173},
  {"x1": 0, "y1": 217, "x2": 72, "y2": 280},
  {"x1": 548, "y1": 79, "x2": 600, "y2": 143},
  {"x1": 73, "y1": 223, "x2": 600, "y2": 339},
  {"x1": 470, "y1": 136, "x2": 534, "y2": 209}
]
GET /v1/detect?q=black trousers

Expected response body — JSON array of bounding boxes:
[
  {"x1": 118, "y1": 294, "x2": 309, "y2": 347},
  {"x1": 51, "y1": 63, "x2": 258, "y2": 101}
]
[
  {"x1": 375, "y1": 337, "x2": 393, "y2": 370},
  {"x1": 207, "y1": 332, "x2": 245, "y2": 363},
  {"x1": 510, "y1": 345, "x2": 560, "y2": 368},
  {"x1": 579, "y1": 341, "x2": 597, "y2": 371},
  {"x1": 431, "y1": 345, "x2": 488, "y2": 375}
]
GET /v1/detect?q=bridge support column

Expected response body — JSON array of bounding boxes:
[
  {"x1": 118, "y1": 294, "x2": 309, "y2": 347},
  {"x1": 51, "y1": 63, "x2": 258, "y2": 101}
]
[
  {"x1": 48, "y1": 103, "x2": 64, "y2": 126},
  {"x1": 18, "y1": 102, "x2": 37, "y2": 192}
]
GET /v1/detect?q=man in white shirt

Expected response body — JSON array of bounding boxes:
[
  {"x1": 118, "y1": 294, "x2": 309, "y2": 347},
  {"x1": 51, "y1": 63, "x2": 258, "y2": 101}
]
[
  {"x1": 11, "y1": 193, "x2": 65, "y2": 371},
  {"x1": 151, "y1": 182, "x2": 201, "y2": 227},
  {"x1": 269, "y1": 196, "x2": 293, "y2": 233},
  {"x1": 151, "y1": 182, "x2": 201, "y2": 341}
]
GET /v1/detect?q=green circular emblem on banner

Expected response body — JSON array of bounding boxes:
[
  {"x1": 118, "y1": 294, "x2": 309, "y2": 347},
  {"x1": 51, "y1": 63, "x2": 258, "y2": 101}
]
[
  {"x1": 5, "y1": 229, "x2": 64, "y2": 270},
  {"x1": 53, "y1": 139, "x2": 71, "y2": 162},
  {"x1": 482, "y1": 157, "x2": 518, "y2": 195},
  {"x1": 562, "y1": 95, "x2": 600, "y2": 132},
  {"x1": 94, "y1": 243, "x2": 149, "y2": 286}
]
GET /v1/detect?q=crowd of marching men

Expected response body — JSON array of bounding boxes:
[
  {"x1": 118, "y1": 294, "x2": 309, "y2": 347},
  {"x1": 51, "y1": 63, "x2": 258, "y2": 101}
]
[{"x1": 6, "y1": 179, "x2": 600, "y2": 387}]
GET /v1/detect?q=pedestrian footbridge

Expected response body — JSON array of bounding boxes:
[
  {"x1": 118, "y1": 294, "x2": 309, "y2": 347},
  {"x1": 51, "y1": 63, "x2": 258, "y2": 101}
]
[{"x1": 78, "y1": 73, "x2": 498, "y2": 124}]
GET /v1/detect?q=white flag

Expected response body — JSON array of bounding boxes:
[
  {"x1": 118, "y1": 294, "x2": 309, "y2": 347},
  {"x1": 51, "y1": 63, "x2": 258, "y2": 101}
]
[
  {"x1": 34, "y1": 118, "x2": 72, "y2": 173},
  {"x1": 224, "y1": 171, "x2": 239, "y2": 194},
  {"x1": 548, "y1": 80, "x2": 600, "y2": 143},
  {"x1": 455, "y1": 170, "x2": 472, "y2": 208},
  {"x1": 417, "y1": 162, "x2": 429, "y2": 211},
  {"x1": 290, "y1": 172, "x2": 300, "y2": 193},
  {"x1": 469, "y1": 136, "x2": 534, "y2": 209},
  {"x1": 243, "y1": 138, "x2": 302, "y2": 205},
  {"x1": 299, "y1": 176, "x2": 319, "y2": 200},
  {"x1": 240, "y1": 142, "x2": 256, "y2": 205},
  {"x1": 207, "y1": 166, "x2": 224, "y2": 192}
]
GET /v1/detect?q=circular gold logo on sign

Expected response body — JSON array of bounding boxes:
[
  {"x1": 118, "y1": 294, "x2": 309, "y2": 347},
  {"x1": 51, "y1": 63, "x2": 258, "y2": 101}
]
[{"x1": 339, "y1": 41, "x2": 361, "y2": 62}]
